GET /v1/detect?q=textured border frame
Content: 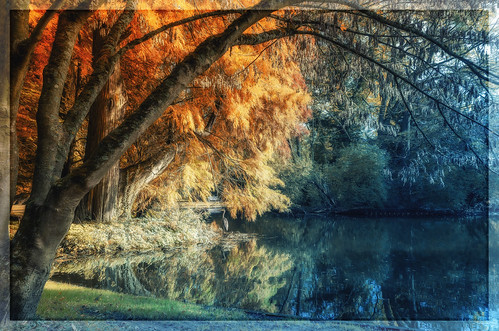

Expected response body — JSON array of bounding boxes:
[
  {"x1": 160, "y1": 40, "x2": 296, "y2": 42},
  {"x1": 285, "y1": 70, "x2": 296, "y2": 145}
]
[{"x1": 1, "y1": 1, "x2": 497, "y2": 329}]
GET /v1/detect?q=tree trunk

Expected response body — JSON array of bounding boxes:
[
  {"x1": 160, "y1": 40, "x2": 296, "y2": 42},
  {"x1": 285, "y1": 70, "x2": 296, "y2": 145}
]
[
  {"x1": 117, "y1": 146, "x2": 178, "y2": 218},
  {"x1": 9, "y1": 8, "x2": 30, "y2": 208},
  {"x1": 81, "y1": 26, "x2": 127, "y2": 223},
  {"x1": 10, "y1": 191, "x2": 79, "y2": 319},
  {"x1": 9, "y1": 9, "x2": 97, "y2": 320}
]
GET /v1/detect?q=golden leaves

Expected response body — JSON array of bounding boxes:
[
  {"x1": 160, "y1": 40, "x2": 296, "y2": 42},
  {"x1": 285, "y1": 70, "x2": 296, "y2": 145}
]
[{"x1": 21, "y1": 5, "x2": 313, "y2": 220}]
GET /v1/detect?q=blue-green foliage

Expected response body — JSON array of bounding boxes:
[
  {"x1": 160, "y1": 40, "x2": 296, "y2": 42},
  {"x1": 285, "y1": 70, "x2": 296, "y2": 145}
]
[
  {"x1": 326, "y1": 143, "x2": 389, "y2": 209},
  {"x1": 388, "y1": 165, "x2": 487, "y2": 211}
]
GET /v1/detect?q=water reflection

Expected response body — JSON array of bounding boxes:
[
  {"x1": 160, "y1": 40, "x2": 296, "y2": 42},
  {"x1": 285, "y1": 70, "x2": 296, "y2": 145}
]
[{"x1": 51, "y1": 215, "x2": 488, "y2": 321}]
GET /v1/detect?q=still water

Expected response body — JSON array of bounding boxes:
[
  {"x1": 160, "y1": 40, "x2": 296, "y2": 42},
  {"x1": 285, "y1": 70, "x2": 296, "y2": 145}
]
[{"x1": 51, "y1": 215, "x2": 488, "y2": 321}]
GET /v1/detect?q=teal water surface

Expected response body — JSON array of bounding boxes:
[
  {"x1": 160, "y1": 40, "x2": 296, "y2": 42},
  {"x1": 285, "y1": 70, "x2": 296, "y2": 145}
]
[{"x1": 51, "y1": 215, "x2": 488, "y2": 321}]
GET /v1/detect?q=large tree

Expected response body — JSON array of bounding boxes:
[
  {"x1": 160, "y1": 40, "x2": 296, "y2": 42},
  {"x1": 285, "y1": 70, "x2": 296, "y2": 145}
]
[{"x1": 6, "y1": 0, "x2": 495, "y2": 320}]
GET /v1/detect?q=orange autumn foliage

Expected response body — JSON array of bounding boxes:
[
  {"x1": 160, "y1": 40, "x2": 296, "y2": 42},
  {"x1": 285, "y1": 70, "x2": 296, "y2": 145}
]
[{"x1": 18, "y1": 4, "x2": 312, "y2": 218}]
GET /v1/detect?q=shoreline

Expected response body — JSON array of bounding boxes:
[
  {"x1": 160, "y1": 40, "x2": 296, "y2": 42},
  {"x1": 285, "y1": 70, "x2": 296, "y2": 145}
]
[
  {"x1": 37, "y1": 280, "x2": 256, "y2": 321},
  {"x1": 284, "y1": 206, "x2": 487, "y2": 218},
  {"x1": 9, "y1": 207, "x2": 488, "y2": 259}
]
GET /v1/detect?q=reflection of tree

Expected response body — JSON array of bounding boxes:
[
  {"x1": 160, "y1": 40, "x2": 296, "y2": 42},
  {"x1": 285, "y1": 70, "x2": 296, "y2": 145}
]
[
  {"x1": 237, "y1": 215, "x2": 487, "y2": 321},
  {"x1": 382, "y1": 220, "x2": 488, "y2": 322},
  {"x1": 134, "y1": 248, "x2": 218, "y2": 305},
  {"x1": 51, "y1": 240, "x2": 292, "y2": 312},
  {"x1": 52, "y1": 249, "x2": 218, "y2": 304},
  {"x1": 52, "y1": 254, "x2": 162, "y2": 297},
  {"x1": 303, "y1": 221, "x2": 391, "y2": 320},
  {"x1": 238, "y1": 215, "x2": 391, "y2": 319},
  {"x1": 321, "y1": 219, "x2": 487, "y2": 322},
  {"x1": 52, "y1": 216, "x2": 488, "y2": 321},
  {"x1": 214, "y1": 239, "x2": 292, "y2": 312}
]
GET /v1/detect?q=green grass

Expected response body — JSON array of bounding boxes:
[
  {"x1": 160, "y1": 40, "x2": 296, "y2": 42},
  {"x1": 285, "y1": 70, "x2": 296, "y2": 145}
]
[{"x1": 37, "y1": 281, "x2": 250, "y2": 320}]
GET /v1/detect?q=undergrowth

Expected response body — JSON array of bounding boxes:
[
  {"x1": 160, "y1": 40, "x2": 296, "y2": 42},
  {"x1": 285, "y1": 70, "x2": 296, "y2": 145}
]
[{"x1": 57, "y1": 208, "x2": 222, "y2": 256}]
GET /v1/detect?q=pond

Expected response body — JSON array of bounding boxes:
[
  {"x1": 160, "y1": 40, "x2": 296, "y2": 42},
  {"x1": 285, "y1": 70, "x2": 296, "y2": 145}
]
[{"x1": 50, "y1": 214, "x2": 489, "y2": 321}]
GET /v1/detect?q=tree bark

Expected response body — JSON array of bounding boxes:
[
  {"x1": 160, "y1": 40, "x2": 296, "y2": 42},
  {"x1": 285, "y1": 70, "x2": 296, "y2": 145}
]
[
  {"x1": 30, "y1": 10, "x2": 92, "y2": 205},
  {"x1": 10, "y1": 1, "x2": 62, "y2": 207},
  {"x1": 10, "y1": 187, "x2": 80, "y2": 319},
  {"x1": 81, "y1": 26, "x2": 127, "y2": 223},
  {"x1": 9, "y1": 9, "x2": 92, "y2": 320},
  {"x1": 9, "y1": 7, "x2": 30, "y2": 208},
  {"x1": 117, "y1": 146, "x2": 178, "y2": 217}
]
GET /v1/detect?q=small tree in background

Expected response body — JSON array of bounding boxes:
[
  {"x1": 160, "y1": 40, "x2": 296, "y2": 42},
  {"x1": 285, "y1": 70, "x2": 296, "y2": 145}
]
[{"x1": 327, "y1": 143, "x2": 389, "y2": 209}]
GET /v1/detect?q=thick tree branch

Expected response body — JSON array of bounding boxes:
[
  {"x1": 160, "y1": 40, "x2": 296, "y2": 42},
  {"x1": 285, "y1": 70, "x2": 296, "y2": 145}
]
[
  {"x1": 235, "y1": 28, "x2": 293, "y2": 45},
  {"x1": 118, "y1": 10, "x2": 243, "y2": 55},
  {"x1": 10, "y1": 0, "x2": 63, "y2": 86},
  {"x1": 57, "y1": 8, "x2": 244, "y2": 182},
  {"x1": 120, "y1": 144, "x2": 180, "y2": 179},
  {"x1": 56, "y1": 1, "x2": 297, "y2": 203},
  {"x1": 229, "y1": 28, "x2": 295, "y2": 75},
  {"x1": 100, "y1": 0, "x2": 138, "y2": 55},
  {"x1": 30, "y1": 10, "x2": 93, "y2": 205},
  {"x1": 117, "y1": 0, "x2": 306, "y2": 55},
  {"x1": 9, "y1": 0, "x2": 64, "y2": 206},
  {"x1": 21, "y1": 0, "x2": 65, "y2": 55},
  {"x1": 53, "y1": 1, "x2": 138, "y2": 180},
  {"x1": 118, "y1": 144, "x2": 181, "y2": 217}
]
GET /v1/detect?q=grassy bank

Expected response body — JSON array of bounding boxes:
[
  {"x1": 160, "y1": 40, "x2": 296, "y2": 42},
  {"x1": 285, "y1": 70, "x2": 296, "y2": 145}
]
[{"x1": 38, "y1": 281, "x2": 251, "y2": 320}]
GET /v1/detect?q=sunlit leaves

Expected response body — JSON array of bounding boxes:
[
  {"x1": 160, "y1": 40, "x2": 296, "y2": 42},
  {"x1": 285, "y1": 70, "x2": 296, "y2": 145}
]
[
  {"x1": 223, "y1": 153, "x2": 291, "y2": 220},
  {"x1": 18, "y1": 2, "x2": 492, "y2": 219}
]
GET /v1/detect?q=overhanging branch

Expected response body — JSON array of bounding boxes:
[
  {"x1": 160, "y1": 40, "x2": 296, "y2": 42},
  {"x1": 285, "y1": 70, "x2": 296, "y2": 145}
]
[
  {"x1": 294, "y1": 30, "x2": 497, "y2": 138},
  {"x1": 235, "y1": 28, "x2": 293, "y2": 45},
  {"x1": 118, "y1": 10, "x2": 243, "y2": 55},
  {"x1": 328, "y1": 0, "x2": 498, "y2": 84},
  {"x1": 58, "y1": 4, "x2": 283, "y2": 201}
]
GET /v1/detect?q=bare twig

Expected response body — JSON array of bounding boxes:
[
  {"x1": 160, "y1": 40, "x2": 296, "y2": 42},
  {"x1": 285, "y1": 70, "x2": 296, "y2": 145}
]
[
  {"x1": 232, "y1": 39, "x2": 279, "y2": 76},
  {"x1": 394, "y1": 78, "x2": 436, "y2": 150}
]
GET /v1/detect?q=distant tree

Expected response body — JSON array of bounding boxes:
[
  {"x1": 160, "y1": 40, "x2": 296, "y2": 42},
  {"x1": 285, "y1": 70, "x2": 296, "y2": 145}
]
[{"x1": 327, "y1": 143, "x2": 389, "y2": 209}]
